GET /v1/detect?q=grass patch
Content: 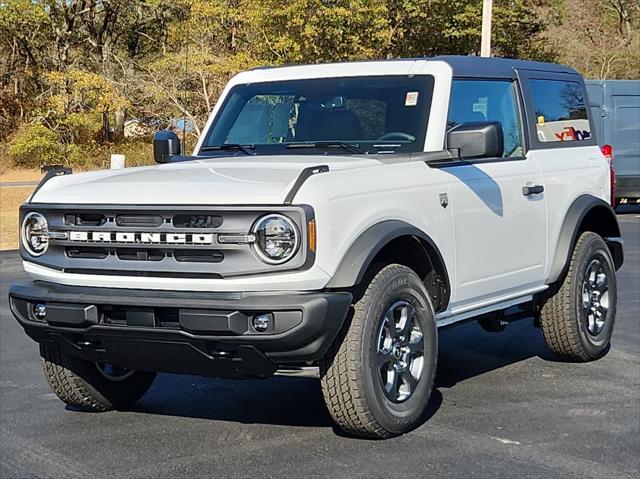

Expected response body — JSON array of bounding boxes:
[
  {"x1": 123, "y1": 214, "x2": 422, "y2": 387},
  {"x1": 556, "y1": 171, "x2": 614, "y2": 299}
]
[
  {"x1": 0, "y1": 169, "x2": 43, "y2": 183},
  {"x1": 1, "y1": 187, "x2": 34, "y2": 250},
  {"x1": 0, "y1": 139, "x2": 163, "y2": 250}
]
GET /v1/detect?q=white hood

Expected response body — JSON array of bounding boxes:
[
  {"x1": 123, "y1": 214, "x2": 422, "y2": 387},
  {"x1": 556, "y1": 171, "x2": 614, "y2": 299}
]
[{"x1": 31, "y1": 156, "x2": 384, "y2": 205}]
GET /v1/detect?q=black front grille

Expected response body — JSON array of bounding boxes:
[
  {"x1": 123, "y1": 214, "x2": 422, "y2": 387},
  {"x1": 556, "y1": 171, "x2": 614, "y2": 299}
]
[
  {"x1": 66, "y1": 247, "x2": 225, "y2": 263},
  {"x1": 64, "y1": 212, "x2": 224, "y2": 229},
  {"x1": 24, "y1": 204, "x2": 310, "y2": 278},
  {"x1": 58, "y1": 210, "x2": 226, "y2": 265}
]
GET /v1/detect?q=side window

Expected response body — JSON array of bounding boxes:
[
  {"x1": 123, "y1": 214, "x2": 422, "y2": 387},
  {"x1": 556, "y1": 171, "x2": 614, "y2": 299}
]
[
  {"x1": 529, "y1": 79, "x2": 591, "y2": 143},
  {"x1": 448, "y1": 80, "x2": 523, "y2": 157}
]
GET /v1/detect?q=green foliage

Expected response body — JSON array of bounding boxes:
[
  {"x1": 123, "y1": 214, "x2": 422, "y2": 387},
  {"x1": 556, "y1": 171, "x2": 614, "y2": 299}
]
[
  {"x1": 7, "y1": 124, "x2": 64, "y2": 168},
  {"x1": 6, "y1": 121, "x2": 154, "y2": 170},
  {"x1": 1, "y1": 0, "x2": 638, "y2": 170},
  {"x1": 64, "y1": 141, "x2": 154, "y2": 170},
  {"x1": 250, "y1": 0, "x2": 390, "y2": 63},
  {"x1": 58, "y1": 113, "x2": 102, "y2": 145},
  {"x1": 107, "y1": 141, "x2": 155, "y2": 168}
]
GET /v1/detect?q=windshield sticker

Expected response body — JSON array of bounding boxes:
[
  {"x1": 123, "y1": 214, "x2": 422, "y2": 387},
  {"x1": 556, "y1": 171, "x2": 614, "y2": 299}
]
[
  {"x1": 405, "y1": 91, "x2": 419, "y2": 106},
  {"x1": 473, "y1": 97, "x2": 488, "y2": 118}
]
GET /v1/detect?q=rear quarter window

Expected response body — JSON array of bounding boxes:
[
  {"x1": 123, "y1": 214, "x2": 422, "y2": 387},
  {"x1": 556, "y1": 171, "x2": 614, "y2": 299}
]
[{"x1": 530, "y1": 79, "x2": 591, "y2": 143}]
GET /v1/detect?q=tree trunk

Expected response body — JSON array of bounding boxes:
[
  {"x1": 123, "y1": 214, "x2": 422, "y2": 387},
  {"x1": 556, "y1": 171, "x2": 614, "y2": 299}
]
[{"x1": 113, "y1": 108, "x2": 126, "y2": 142}]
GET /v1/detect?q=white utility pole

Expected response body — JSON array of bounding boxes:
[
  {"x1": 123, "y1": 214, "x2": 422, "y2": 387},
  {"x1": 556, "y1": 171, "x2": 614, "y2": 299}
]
[{"x1": 481, "y1": 0, "x2": 493, "y2": 57}]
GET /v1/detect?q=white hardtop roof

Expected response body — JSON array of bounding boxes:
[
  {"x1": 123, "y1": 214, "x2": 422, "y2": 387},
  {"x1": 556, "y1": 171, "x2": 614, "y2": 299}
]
[{"x1": 230, "y1": 58, "x2": 444, "y2": 84}]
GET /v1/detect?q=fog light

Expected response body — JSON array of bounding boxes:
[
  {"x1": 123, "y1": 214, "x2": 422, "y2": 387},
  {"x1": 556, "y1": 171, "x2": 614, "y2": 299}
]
[
  {"x1": 33, "y1": 303, "x2": 47, "y2": 320},
  {"x1": 252, "y1": 313, "x2": 272, "y2": 332}
]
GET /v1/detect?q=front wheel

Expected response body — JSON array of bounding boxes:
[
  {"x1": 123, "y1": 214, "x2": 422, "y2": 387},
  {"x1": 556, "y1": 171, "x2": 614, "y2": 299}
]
[
  {"x1": 540, "y1": 231, "x2": 617, "y2": 361},
  {"x1": 320, "y1": 264, "x2": 437, "y2": 438},
  {"x1": 40, "y1": 343, "x2": 156, "y2": 411}
]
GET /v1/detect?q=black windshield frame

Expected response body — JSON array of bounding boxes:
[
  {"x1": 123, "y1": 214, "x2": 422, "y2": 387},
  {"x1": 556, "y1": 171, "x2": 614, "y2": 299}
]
[{"x1": 200, "y1": 75, "x2": 434, "y2": 155}]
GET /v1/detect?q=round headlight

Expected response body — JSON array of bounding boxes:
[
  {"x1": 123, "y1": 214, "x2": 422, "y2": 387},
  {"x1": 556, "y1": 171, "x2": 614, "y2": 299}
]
[
  {"x1": 21, "y1": 212, "x2": 49, "y2": 256},
  {"x1": 252, "y1": 214, "x2": 299, "y2": 264}
]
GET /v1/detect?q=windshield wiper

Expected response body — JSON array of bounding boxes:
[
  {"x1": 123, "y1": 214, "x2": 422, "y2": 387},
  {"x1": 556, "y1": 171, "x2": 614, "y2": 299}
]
[
  {"x1": 286, "y1": 142, "x2": 363, "y2": 154},
  {"x1": 200, "y1": 144, "x2": 257, "y2": 156}
]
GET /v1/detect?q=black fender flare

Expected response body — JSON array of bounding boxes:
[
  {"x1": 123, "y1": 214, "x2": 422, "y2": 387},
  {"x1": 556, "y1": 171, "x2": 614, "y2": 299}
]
[
  {"x1": 326, "y1": 220, "x2": 450, "y2": 303},
  {"x1": 548, "y1": 194, "x2": 622, "y2": 284}
]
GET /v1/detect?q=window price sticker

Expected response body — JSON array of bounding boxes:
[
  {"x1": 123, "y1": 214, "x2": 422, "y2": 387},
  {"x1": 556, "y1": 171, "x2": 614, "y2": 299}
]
[{"x1": 405, "y1": 91, "x2": 419, "y2": 106}]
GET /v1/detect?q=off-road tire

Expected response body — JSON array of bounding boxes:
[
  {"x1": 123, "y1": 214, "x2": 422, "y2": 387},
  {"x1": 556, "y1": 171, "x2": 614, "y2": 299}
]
[
  {"x1": 320, "y1": 264, "x2": 437, "y2": 439},
  {"x1": 540, "y1": 232, "x2": 617, "y2": 361},
  {"x1": 40, "y1": 343, "x2": 156, "y2": 411}
]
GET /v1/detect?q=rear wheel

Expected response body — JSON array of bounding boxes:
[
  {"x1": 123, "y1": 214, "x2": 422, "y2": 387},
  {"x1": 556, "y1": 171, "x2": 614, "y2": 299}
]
[
  {"x1": 540, "y1": 232, "x2": 617, "y2": 361},
  {"x1": 320, "y1": 264, "x2": 437, "y2": 438},
  {"x1": 40, "y1": 343, "x2": 156, "y2": 411}
]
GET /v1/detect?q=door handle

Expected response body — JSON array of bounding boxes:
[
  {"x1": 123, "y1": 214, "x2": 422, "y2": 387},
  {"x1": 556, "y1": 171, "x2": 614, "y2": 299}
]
[{"x1": 522, "y1": 184, "x2": 544, "y2": 196}]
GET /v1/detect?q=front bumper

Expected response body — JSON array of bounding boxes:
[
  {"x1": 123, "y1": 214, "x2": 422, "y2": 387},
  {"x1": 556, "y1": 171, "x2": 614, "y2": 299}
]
[{"x1": 9, "y1": 282, "x2": 352, "y2": 379}]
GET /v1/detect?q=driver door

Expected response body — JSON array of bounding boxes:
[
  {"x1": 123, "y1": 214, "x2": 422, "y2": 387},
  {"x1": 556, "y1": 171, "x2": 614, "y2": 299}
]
[{"x1": 443, "y1": 79, "x2": 547, "y2": 308}]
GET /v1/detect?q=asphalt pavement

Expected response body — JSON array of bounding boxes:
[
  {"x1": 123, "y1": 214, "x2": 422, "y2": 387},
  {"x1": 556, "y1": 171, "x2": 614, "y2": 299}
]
[{"x1": 1, "y1": 212, "x2": 638, "y2": 478}]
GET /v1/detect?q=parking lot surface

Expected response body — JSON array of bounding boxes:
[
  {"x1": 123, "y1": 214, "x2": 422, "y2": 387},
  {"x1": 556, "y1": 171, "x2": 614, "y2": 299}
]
[{"x1": 1, "y1": 212, "x2": 638, "y2": 478}]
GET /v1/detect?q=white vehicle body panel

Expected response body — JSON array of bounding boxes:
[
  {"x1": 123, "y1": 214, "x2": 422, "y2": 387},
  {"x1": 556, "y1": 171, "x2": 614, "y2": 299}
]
[
  {"x1": 295, "y1": 159, "x2": 456, "y2": 295},
  {"x1": 31, "y1": 156, "x2": 382, "y2": 206},
  {"x1": 530, "y1": 145, "x2": 610, "y2": 278},
  {"x1": 441, "y1": 156, "x2": 547, "y2": 308},
  {"x1": 23, "y1": 260, "x2": 332, "y2": 292}
]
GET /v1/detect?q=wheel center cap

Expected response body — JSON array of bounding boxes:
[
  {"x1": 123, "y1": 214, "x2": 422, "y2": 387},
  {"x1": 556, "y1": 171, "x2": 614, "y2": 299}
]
[{"x1": 392, "y1": 344, "x2": 403, "y2": 360}]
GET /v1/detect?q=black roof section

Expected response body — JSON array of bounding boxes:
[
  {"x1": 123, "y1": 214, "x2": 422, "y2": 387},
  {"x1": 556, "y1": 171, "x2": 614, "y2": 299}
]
[
  {"x1": 250, "y1": 55, "x2": 580, "y2": 78},
  {"x1": 432, "y1": 55, "x2": 579, "y2": 78}
]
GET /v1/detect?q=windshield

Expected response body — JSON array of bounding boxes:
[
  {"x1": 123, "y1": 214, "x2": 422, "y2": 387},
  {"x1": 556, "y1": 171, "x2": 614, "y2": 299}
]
[{"x1": 201, "y1": 75, "x2": 434, "y2": 155}]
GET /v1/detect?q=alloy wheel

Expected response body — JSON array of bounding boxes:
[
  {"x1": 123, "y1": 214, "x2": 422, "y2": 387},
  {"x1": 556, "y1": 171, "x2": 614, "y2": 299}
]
[
  {"x1": 376, "y1": 300, "x2": 425, "y2": 403},
  {"x1": 581, "y1": 258, "x2": 610, "y2": 336}
]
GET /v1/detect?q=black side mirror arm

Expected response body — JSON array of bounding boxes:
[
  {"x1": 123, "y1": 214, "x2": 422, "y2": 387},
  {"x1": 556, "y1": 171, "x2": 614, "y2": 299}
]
[{"x1": 417, "y1": 149, "x2": 462, "y2": 167}]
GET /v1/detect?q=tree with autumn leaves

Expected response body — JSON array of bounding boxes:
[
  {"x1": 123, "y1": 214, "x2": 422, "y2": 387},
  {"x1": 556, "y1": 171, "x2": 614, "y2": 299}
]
[{"x1": 1, "y1": 0, "x2": 638, "y2": 170}]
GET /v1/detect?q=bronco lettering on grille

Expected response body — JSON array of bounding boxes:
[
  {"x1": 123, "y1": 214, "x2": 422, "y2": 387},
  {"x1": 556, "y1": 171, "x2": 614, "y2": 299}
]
[{"x1": 68, "y1": 231, "x2": 214, "y2": 245}]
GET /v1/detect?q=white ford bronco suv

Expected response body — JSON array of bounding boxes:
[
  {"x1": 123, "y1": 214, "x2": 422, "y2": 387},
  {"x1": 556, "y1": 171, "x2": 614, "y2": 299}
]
[{"x1": 10, "y1": 56, "x2": 624, "y2": 438}]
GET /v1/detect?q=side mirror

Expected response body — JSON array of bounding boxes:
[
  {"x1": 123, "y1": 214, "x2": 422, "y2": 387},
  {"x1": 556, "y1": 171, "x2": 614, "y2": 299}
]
[
  {"x1": 446, "y1": 121, "x2": 504, "y2": 160},
  {"x1": 153, "y1": 130, "x2": 181, "y2": 163}
]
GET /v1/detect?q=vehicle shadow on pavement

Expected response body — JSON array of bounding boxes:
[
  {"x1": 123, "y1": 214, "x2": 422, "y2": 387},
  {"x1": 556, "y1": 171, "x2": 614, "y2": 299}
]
[
  {"x1": 435, "y1": 318, "x2": 559, "y2": 388},
  {"x1": 134, "y1": 373, "x2": 444, "y2": 432},
  {"x1": 134, "y1": 373, "x2": 335, "y2": 427},
  {"x1": 130, "y1": 317, "x2": 558, "y2": 431}
]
